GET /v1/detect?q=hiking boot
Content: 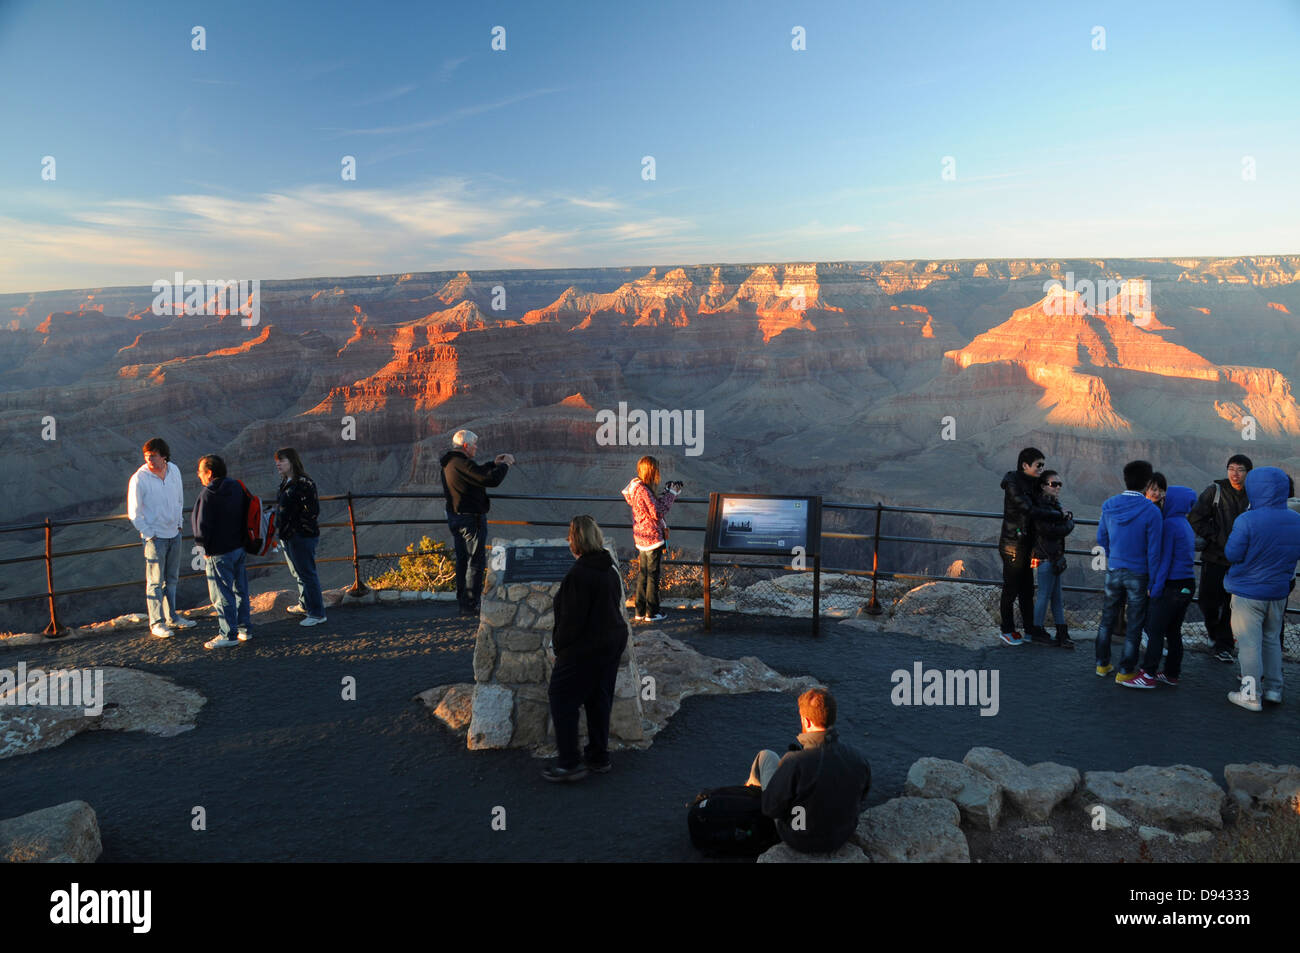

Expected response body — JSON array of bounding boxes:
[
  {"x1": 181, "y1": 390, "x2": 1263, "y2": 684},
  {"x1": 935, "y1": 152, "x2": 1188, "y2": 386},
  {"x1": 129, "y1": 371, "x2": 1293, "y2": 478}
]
[
  {"x1": 1228, "y1": 690, "x2": 1262, "y2": 712},
  {"x1": 1095, "y1": 663, "x2": 1113, "y2": 677},
  {"x1": 1115, "y1": 671, "x2": 1140, "y2": 684},
  {"x1": 1122, "y1": 670, "x2": 1158, "y2": 689},
  {"x1": 584, "y1": 757, "x2": 612, "y2": 774},
  {"x1": 1029, "y1": 627, "x2": 1054, "y2": 645},
  {"x1": 541, "y1": 764, "x2": 589, "y2": 783},
  {"x1": 999, "y1": 631, "x2": 1024, "y2": 646},
  {"x1": 1156, "y1": 672, "x2": 1179, "y2": 687},
  {"x1": 1053, "y1": 624, "x2": 1075, "y2": 649}
]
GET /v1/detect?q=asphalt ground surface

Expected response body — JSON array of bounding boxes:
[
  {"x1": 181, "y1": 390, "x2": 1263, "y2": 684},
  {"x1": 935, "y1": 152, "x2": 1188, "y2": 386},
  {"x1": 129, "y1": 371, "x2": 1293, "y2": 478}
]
[{"x1": 1, "y1": 603, "x2": 1297, "y2": 862}]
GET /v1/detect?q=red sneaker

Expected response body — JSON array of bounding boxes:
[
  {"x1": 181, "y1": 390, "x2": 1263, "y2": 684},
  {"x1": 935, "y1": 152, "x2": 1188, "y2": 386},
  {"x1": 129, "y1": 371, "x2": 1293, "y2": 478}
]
[{"x1": 1121, "y1": 670, "x2": 1158, "y2": 689}]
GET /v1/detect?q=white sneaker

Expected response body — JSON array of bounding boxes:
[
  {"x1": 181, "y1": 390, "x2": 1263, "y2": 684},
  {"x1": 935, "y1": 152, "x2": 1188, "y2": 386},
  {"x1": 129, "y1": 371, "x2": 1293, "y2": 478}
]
[
  {"x1": 237, "y1": 628, "x2": 251, "y2": 642},
  {"x1": 300, "y1": 615, "x2": 327, "y2": 627},
  {"x1": 1264, "y1": 690, "x2": 1283, "y2": 704},
  {"x1": 1228, "y1": 690, "x2": 1262, "y2": 712},
  {"x1": 205, "y1": 636, "x2": 238, "y2": 649},
  {"x1": 150, "y1": 625, "x2": 173, "y2": 639},
  {"x1": 169, "y1": 616, "x2": 197, "y2": 629},
  {"x1": 286, "y1": 604, "x2": 307, "y2": 615},
  {"x1": 646, "y1": 613, "x2": 667, "y2": 622}
]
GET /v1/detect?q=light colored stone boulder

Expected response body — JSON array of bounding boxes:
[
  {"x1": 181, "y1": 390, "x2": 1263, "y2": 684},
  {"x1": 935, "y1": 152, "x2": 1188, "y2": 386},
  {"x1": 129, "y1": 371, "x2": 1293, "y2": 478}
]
[
  {"x1": 472, "y1": 634, "x2": 497, "y2": 682},
  {"x1": 1182, "y1": 831, "x2": 1213, "y2": 844},
  {"x1": 1139, "y1": 826, "x2": 1174, "y2": 842},
  {"x1": 1223, "y1": 763, "x2": 1300, "y2": 812},
  {"x1": 1081, "y1": 765, "x2": 1225, "y2": 831},
  {"x1": 0, "y1": 801, "x2": 102, "y2": 863},
  {"x1": 0, "y1": 667, "x2": 205, "y2": 760},
  {"x1": 853, "y1": 797, "x2": 970, "y2": 863},
  {"x1": 963, "y1": 748, "x2": 1079, "y2": 822},
  {"x1": 480, "y1": 599, "x2": 516, "y2": 627},
  {"x1": 416, "y1": 683, "x2": 475, "y2": 735},
  {"x1": 905, "y1": 757, "x2": 1003, "y2": 831},
  {"x1": 757, "y1": 841, "x2": 870, "y2": 863},
  {"x1": 467, "y1": 684, "x2": 514, "y2": 749},
  {"x1": 1082, "y1": 804, "x2": 1133, "y2": 831}
]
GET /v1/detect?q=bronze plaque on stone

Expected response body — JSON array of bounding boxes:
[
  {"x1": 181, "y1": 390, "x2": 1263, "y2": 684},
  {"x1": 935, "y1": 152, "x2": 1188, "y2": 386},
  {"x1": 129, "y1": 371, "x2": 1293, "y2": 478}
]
[{"x1": 500, "y1": 545, "x2": 574, "y2": 583}]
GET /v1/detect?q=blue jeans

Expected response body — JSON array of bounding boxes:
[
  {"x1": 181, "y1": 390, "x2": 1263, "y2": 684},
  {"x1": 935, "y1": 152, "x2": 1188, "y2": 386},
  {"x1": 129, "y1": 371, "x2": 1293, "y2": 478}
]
[
  {"x1": 143, "y1": 534, "x2": 182, "y2": 627},
  {"x1": 1229, "y1": 594, "x2": 1285, "y2": 699},
  {"x1": 635, "y1": 546, "x2": 663, "y2": 616},
  {"x1": 447, "y1": 511, "x2": 487, "y2": 612},
  {"x1": 1033, "y1": 561, "x2": 1064, "y2": 627},
  {"x1": 205, "y1": 548, "x2": 250, "y2": 639},
  {"x1": 282, "y1": 534, "x2": 324, "y2": 618},
  {"x1": 1097, "y1": 568, "x2": 1148, "y2": 671}
]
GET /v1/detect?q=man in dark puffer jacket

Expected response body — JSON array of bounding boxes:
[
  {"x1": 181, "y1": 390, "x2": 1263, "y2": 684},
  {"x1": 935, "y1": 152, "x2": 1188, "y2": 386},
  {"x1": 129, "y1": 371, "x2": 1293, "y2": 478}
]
[
  {"x1": 998, "y1": 447, "x2": 1056, "y2": 645},
  {"x1": 544, "y1": 515, "x2": 630, "y2": 783}
]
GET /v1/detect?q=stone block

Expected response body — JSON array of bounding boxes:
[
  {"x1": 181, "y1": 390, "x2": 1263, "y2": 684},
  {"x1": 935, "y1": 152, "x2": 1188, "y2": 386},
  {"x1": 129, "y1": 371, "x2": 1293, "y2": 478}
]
[
  {"x1": 507, "y1": 584, "x2": 531, "y2": 602},
  {"x1": 963, "y1": 747, "x2": 1079, "y2": 822},
  {"x1": 905, "y1": 757, "x2": 1003, "y2": 831},
  {"x1": 495, "y1": 650, "x2": 545, "y2": 684},
  {"x1": 1082, "y1": 764, "x2": 1225, "y2": 831},
  {"x1": 472, "y1": 634, "x2": 497, "y2": 682},
  {"x1": 0, "y1": 800, "x2": 102, "y2": 863},
  {"x1": 757, "y1": 841, "x2": 869, "y2": 863},
  {"x1": 853, "y1": 797, "x2": 969, "y2": 863},
  {"x1": 480, "y1": 599, "x2": 516, "y2": 627},
  {"x1": 467, "y1": 684, "x2": 515, "y2": 749},
  {"x1": 515, "y1": 606, "x2": 536, "y2": 629},
  {"x1": 502, "y1": 628, "x2": 543, "y2": 652}
]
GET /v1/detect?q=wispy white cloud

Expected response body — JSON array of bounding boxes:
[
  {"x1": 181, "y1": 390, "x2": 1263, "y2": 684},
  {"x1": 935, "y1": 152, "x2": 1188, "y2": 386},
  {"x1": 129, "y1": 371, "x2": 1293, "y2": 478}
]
[
  {"x1": 323, "y1": 87, "x2": 566, "y2": 137},
  {"x1": 350, "y1": 84, "x2": 418, "y2": 108}
]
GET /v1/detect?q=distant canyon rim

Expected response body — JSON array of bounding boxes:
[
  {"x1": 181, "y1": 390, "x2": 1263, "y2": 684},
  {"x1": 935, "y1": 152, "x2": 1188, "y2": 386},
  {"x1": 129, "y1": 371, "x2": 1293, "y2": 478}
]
[{"x1": 2, "y1": 256, "x2": 1298, "y2": 627}]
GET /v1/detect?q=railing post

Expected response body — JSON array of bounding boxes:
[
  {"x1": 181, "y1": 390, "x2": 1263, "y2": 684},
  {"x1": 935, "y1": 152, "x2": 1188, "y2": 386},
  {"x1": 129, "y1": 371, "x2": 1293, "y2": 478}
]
[
  {"x1": 346, "y1": 492, "x2": 369, "y2": 596},
  {"x1": 862, "y1": 502, "x2": 884, "y2": 616},
  {"x1": 42, "y1": 517, "x2": 67, "y2": 637}
]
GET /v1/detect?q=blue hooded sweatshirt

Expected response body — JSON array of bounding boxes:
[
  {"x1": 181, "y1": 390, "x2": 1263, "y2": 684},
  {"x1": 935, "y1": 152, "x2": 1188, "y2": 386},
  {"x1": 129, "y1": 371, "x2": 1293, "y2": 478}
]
[
  {"x1": 1096, "y1": 490, "x2": 1162, "y2": 574},
  {"x1": 1223, "y1": 467, "x2": 1300, "y2": 601},
  {"x1": 1149, "y1": 486, "x2": 1196, "y2": 598}
]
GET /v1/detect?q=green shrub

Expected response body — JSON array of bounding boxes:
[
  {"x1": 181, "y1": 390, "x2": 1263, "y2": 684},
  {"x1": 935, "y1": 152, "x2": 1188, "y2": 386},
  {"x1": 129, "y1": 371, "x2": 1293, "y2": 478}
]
[{"x1": 366, "y1": 536, "x2": 456, "y2": 591}]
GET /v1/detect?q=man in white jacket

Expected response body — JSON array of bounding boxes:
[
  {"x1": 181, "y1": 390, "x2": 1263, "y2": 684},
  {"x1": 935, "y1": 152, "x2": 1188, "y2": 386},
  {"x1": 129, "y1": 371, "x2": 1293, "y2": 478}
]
[{"x1": 127, "y1": 437, "x2": 195, "y2": 638}]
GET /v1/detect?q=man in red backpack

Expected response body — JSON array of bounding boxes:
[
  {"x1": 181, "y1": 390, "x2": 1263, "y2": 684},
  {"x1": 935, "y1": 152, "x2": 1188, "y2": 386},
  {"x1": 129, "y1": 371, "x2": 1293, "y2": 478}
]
[{"x1": 193, "y1": 454, "x2": 251, "y2": 648}]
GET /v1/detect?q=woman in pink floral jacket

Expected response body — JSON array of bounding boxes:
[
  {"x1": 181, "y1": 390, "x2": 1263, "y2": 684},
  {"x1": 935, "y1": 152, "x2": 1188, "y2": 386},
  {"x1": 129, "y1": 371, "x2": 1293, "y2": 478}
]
[{"x1": 621, "y1": 455, "x2": 681, "y2": 622}]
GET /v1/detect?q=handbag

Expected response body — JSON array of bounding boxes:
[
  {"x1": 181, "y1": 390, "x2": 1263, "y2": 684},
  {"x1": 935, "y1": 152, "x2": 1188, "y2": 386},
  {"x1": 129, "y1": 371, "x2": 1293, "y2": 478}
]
[{"x1": 1052, "y1": 556, "x2": 1068, "y2": 575}]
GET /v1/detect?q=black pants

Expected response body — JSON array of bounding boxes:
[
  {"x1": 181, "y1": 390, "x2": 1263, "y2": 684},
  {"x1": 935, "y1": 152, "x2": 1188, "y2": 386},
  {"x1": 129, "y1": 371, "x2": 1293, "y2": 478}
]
[
  {"x1": 1143, "y1": 579, "x2": 1195, "y2": 678},
  {"x1": 1000, "y1": 550, "x2": 1035, "y2": 634},
  {"x1": 635, "y1": 547, "x2": 663, "y2": 617},
  {"x1": 548, "y1": 641, "x2": 625, "y2": 769},
  {"x1": 1198, "y1": 561, "x2": 1234, "y2": 652}
]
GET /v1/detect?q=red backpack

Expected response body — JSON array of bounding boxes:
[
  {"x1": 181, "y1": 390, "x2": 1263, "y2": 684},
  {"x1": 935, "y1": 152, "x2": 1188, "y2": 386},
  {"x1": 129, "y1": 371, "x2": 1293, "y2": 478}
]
[{"x1": 237, "y1": 480, "x2": 278, "y2": 556}]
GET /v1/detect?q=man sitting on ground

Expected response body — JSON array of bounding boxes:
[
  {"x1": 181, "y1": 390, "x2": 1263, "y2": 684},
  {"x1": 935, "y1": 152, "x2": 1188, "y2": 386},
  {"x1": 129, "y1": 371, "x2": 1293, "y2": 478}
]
[{"x1": 746, "y1": 688, "x2": 871, "y2": 853}]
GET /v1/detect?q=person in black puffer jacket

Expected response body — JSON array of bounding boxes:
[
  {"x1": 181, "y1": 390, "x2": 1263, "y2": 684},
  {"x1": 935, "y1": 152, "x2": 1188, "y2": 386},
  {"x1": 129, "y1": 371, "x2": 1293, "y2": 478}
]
[
  {"x1": 1031, "y1": 469, "x2": 1075, "y2": 648},
  {"x1": 998, "y1": 447, "x2": 1055, "y2": 645},
  {"x1": 275, "y1": 447, "x2": 325, "y2": 625},
  {"x1": 544, "y1": 515, "x2": 631, "y2": 783}
]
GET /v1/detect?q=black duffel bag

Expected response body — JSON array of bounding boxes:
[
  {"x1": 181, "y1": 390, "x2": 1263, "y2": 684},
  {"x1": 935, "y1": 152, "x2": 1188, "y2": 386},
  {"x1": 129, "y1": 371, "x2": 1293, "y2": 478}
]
[{"x1": 687, "y1": 784, "x2": 779, "y2": 856}]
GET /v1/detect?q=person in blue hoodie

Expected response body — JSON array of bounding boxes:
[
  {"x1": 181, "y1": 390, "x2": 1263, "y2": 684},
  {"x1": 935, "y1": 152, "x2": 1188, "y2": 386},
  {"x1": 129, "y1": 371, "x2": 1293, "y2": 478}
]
[
  {"x1": 1121, "y1": 486, "x2": 1197, "y2": 689},
  {"x1": 1222, "y1": 466, "x2": 1300, "y2": 711},
  {"x1": 1095, "y1": 460, "x2": 1163, "y2": 681}
]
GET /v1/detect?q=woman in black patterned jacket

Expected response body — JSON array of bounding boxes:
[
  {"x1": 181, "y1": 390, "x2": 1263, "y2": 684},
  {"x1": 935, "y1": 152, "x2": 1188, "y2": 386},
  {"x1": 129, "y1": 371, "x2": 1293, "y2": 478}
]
[{"x1": 275, "y1": 447, "x2": 324, "y2": 625}]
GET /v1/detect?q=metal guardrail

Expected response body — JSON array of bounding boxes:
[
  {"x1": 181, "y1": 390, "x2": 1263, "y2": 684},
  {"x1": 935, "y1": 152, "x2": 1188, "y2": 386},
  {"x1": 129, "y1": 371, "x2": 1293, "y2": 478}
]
[{"x1": 0, "y1": 491, "x2": 1292, "y2": 637}]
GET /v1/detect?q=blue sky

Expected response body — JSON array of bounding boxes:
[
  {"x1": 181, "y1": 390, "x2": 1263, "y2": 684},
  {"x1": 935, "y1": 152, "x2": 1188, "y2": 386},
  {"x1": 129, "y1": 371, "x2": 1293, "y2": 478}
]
[{"x1": 1, "y1": 0, "x2": 1297, "y2": 292}]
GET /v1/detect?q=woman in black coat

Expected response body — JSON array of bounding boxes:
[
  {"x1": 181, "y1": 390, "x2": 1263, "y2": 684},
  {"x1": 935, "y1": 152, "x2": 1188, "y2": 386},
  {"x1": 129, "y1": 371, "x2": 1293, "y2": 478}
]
[
  {"x1": 544, "y1": 515, "x2": 630, "y2": 783},
  {"x1": 998, "y1": 446, "x2": 1053, "y2": 645}
]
